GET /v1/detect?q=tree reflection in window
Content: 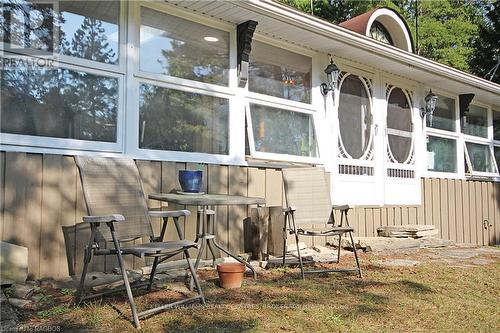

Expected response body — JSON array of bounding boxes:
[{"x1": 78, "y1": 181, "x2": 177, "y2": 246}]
[
  {"x1": 139, "y1": 7, "x2": 229, "y2": 85},
  {"x1": 250, "y1": 104, "x2": 317, "y2": 157},
  {"x1": 139, "y1": 84, "x2": 229, "y2": 155},
  {"x1": 1, "y1": 65, "x2": 118, "y2": 142},
  {"x1": 249, "y1": 41, "x2": 311, "y2": 103},
  {"x1": 338, "y1": 75, "x2": 372, "y2": 159}
]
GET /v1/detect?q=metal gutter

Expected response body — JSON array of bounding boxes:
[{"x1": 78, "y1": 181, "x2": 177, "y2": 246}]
[{"x1": 237, "y1": 0, "x2": 500, "y2": 96}]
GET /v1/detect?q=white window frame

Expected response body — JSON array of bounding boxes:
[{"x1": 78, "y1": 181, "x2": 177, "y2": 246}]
[
  {"x1": 424, "y1": 90, "x2": 463, "y2": 179},
  {"x1": 245, "y1": 35, "x2": 320, "y2": 164},
  {"x1": 245, "y1": 99, "x2": 320, "y2": 164},
  {"x1": 124, "y1": 1, "x2": 242, "y2": 165},
  {"x1": 463, "y1": 102, "x2": 499, "y2": 178},
  {"x1": 0, "y1": 0, "x2": 127, "y2": 153}
]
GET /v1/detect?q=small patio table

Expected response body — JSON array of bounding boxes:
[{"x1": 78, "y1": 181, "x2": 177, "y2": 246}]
[{"x1": 149, "y1": 193, "x2": 266, "y2": 282}]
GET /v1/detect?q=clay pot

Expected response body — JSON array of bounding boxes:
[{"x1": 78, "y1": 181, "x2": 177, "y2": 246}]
[{"x1": 216, "y1": 263, "x2": 245, "y2": 289}]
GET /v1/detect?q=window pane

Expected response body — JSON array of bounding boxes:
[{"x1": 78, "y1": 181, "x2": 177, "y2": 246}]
[
  {"x1": 1, "y1": 60, "x2": 118, "y2": 142},
  {"x1": 250, "y1": 104, "x2": 317, "y2": 157},
  {"x1": 493, "y1": 110, "x2": 500, "y2": 141},
  {"x1": 466, "y1": 142, "x2": 495, "y2": 173},
  {"x1": 427, "y1": 95, "x2": 455, "y2": 131},
  {"x1": 2, "y1": 1, "x2": 54, "y2": 52},
  {"x1": 495, "y1": 147, "x2": 500, "y2": 171},
  {"x1": 58, "y1": 1, "x2": 119, "y2": 64},
  {"x1": 140, "y1": 7, "x2": 229, "y2": 85},
  {"x1": 387, "y1": 87, "x2": 413, "y2": 163},
  {"x1": 338, "y1": 75, "x2": 372, "y2": 159},
  {"x1": 139, "y1": 84, "x2": 229, "y2": 154},
  {"x1": 427, "y1": 136, "x2": 457, "y2": 172},
  {"x1": 249, "y1": 41, "x2": 311, "y2": 103},
  {"x1": 462, "y1": 104, "x2": 487, "y2": 138}
]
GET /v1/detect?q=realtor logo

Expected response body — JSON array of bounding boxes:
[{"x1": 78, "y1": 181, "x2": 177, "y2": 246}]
[{"x1": 2, "y1": 1, "x2": 55, "y2": 55}]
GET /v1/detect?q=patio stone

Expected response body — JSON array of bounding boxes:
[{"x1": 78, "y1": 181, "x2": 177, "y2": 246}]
[
  {"x1": 7, "y1": 284, "x2": 35, "y2": 299},
  {"x1": 377, "y1": 259, "x2": 420, "y2": 267},
  {"x1": 0, "y1": 241, "x2": 28, "y2": 285},
  {"x1": 8, "y1": 297, "x2": 31, "y2": 309},
  {"x1": 377, "y1": 225, "x2": 439, "y2": 238},
  {"x1": 0, "y1": 291, "x2": 18, "y2": 330}
]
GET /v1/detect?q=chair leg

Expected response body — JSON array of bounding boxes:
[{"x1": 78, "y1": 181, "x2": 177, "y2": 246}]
[
  {"x1": 294, "y1": 232, "x2": 305, "y2": 280},
  {"x1": 348, "y1": 231, "x2": 363, "y2": 278},
  {"x1": 74, "y1": 226, "x2": 97, "y2": 305},
  {"x1": 115, "y1": 251, "x2": 141, "y2": 329},
  {"x1": 184, "y1": 250, "x2": 205, "y2": 304},
  {"x1": 336, "y1": 234, "x2": 342, "y2": 264},
  {"x1": 147, "y1": 257, "x2": 160, "y2": 291},
  {"x1": 282, "y1": 215, "x2": 288, "y2": 267},
  {"x1": 74, "y1": 247, "x2": 91, "y2": 305}
]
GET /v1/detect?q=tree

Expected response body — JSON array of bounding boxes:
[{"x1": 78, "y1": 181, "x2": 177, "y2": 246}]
[
  {"x1": 278, "y1": 0, "x2": 494, "y2": 75},
  {"x1": 470, "y1": 1, "x2": 500, "y2": 83}
]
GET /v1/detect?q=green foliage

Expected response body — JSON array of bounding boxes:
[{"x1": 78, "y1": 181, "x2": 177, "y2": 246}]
[
  {"x1": 470, "y1": 1, "x2": 500, "y2": 83},
  {"x1": 37, "y1": 305, "x2": 70, "y2": 319},
  {"x1": 279, "y1": 0, "x2": 496, "y2": 76}
]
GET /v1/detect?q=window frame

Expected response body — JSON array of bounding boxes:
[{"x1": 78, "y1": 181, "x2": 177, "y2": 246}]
[
  {"x1": 245, "y1": 99, "x2": 320, "y2": 164},
  {"x1": 244, "y1": 35, "x2": 320, "y2": 164},
  {"x1": 124, "y1": 1, "x2": 241, "y2": 164},
  {"x1": 424, "y1": 90, "x2": 463, "y2": 179}
]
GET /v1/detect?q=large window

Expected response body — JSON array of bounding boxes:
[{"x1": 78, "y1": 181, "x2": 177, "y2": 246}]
[
  {"x1": 427, "y1": 136, "x2": 457, "y2": 173},
  {"x1": 249, "y1": 41, "x2": 312, "y2": 104},
  {"x1": 387, "y1": 87, "x2": 413, "y2": 163},
  {"x1": 248, "y1": 103, "x2": 317, "y2": 158},
  {"x1": 1, "y1": 64, "x2": 118, "y2": 142},
  {"x1": 0, "y1": 0, "x2": 123, "y2": 151},
  {"x1": 425, "y1": 93, "x2": 459, "y2": 175},
  {"x1": 465, "y1": 142, "x2": 496, "y2": 173},
  {"x1": 427, "y1": 95, "x2": 455, "y2": 132},
  {"x1": 139, "y1": 7, "x2": 229, "y2": 85},
  {"x1": 139, "y1": 84, "x2": 229, "y2": 155},
  {"x1": 462, "y1": 104, "x2": 488, "y2": 138},
  {"x1": 338, "y1": 74, "x2": 372, "y2": 159}
]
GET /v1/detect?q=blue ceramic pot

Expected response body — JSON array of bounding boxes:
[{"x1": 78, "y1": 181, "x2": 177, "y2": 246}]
[{"x1": 178, "y1": 170, "x2": 203, "y2": 193}]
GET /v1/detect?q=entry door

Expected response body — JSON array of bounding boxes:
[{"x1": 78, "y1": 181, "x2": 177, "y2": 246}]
[
  {"x1": 383, "y1": 84, "x2": 421, "y2": 205},
  {"x1": 330, "y1": 71, "x2": 383, "y2": 205}
]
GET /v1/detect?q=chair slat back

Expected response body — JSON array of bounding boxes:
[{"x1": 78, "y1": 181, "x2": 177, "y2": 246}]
[
  {"x1": 75, "y1": 156, "x2": 153, "y2": 242},
  {"x1": 282, "y1": 167, "x2": 332, "y2": 225}
]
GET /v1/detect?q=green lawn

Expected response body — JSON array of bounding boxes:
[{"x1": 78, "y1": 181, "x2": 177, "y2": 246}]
[{"x1": 16, "y1": 249, "x2": 500, "y2": 332}]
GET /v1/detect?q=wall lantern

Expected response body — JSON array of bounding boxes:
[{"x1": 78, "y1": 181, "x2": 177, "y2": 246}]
[
  {"x1": 320, "y1": 57, "x2": 340, "y2": 97},
  {"x1": 420, "y1": 89, "x2": 438, "y2": 126}
]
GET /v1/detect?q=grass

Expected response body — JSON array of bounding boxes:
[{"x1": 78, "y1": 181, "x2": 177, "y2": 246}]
[{"x1": 17, "y1": 250, "x2": 500, "y2": 333}]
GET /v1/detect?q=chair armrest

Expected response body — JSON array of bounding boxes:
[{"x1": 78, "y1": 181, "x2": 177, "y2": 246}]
[
  {"x1": 148, "y1": 209, "x2": 190, "y2": 218},
  {"x1": 83, "y1": 214, "x2": 125, "y2": 223},
  {"x1": 283, "y1": 206, "x2": 296, "y2": 213},
  {"x1": 332, "y1": 205, "x2": 350, "y2": 211}
]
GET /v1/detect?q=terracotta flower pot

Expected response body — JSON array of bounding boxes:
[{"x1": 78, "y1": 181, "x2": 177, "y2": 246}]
[{"x1": 217, "y1": 263, "x2": 246, "y2": 289}]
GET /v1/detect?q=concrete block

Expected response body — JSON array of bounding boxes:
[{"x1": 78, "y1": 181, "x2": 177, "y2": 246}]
[{"x1": 0, "y1": 241, "x2": 28, "y2": 285}]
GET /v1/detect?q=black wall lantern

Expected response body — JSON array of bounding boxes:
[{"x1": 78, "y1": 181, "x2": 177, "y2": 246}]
[
  {"x1": 320, "y1": 57, "x2": 340, "y2": 98},
  {"x1": 420, "y1": 89, "x2": 438, "y2": 126}
]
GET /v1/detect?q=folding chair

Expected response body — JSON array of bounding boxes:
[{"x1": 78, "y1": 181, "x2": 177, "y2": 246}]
[
  {"x1": 282, "y1": 167, "x2": 362, "y2": 279},
  {"x1": 74, "y1": 156, "x2": 205, "y2": 329}
]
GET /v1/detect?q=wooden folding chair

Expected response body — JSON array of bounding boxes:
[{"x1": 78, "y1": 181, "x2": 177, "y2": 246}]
[
  {"x1": 74, "y1": 156, "x2": 205, "y2": 329},
  {"x1": 282, "y1": 167, "x2": 362, "y2": 279}
]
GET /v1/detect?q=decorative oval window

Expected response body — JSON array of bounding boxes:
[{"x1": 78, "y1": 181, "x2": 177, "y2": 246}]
[
  {"x1": 387, "y1": 87, "x2": 413, "y2": 163},
  {"x1": 338, "y1": 75, "x2": 372, "y2": 159}
]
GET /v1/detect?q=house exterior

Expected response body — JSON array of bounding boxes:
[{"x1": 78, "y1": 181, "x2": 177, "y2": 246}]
[{"x1": 1, "y1": 0, "x2": 499, "y2": 279}]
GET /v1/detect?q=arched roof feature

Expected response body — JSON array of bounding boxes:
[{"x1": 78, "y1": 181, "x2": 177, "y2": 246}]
[{"x1": 339, "y1": 7, "x2": 414, "y2": 53}]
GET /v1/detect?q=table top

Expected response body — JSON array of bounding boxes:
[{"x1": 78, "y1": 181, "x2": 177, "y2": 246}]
[{"x1": 149, "y1": 193, "x2": 266, "y2": 206}]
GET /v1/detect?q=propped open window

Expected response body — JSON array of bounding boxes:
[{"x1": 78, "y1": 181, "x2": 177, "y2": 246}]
[
  {"x1": 246, "y1": 102, "x2": 318, "y2": 162},
  {"x1": 464, "y1": 142, "x2": 498, "y2": 175}
]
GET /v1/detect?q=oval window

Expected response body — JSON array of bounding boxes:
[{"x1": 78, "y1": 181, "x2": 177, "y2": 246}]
[
  {"x1": 387, "y1": 87, "x2": 413, "y2": 163},
  {"x1": 338, "y1": 75, "x2": 372, "y2": 159}
]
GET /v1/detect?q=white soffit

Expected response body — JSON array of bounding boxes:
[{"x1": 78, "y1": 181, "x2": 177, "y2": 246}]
[{"x1": 165, "y1": 0, "x2": 500, "y2": 105}]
